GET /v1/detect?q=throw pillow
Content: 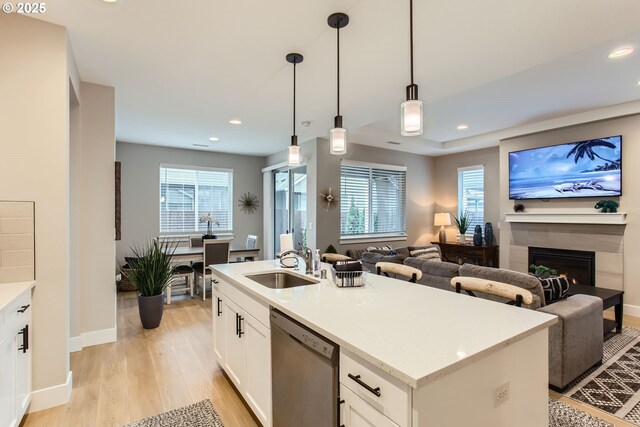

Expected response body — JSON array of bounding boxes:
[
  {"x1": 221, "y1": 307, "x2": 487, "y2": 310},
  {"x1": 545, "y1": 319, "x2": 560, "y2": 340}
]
[
  {"x1": 367, "y1": 245, "x2": 392, "y2": 252},
  {"x1": 410, "y1": 247, "x2": 441, "y2": 261},
  {"x1": 538, "y1": 276, "x2": 570, "y2": 303}
]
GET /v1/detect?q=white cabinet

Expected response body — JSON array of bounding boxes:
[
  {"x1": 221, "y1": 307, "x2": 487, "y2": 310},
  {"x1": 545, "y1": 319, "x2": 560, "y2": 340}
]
[
  {"x1": 0, "y1": 286, "x2": 32, "y2": 427},
  {"x1": 339, "y1": 349, "x2": 410, "y2": 427},
  {"x1": 212, "y1": 288, "x2": 225, "y2": 363},
  {"x1": 340, "y1": 385, "x2": 400, "y2": 427},
  {"x1": 211, "y1": 275, "x2": 271, "y2": 427}
]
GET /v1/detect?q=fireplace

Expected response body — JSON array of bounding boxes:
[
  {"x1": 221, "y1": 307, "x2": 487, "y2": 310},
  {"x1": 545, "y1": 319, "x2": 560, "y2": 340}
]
[{"x1": 528, "y1": 247, "x2": 596, "y2": 286}]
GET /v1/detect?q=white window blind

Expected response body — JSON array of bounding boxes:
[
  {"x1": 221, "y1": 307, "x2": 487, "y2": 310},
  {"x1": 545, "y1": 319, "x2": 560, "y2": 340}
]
[
  {"x1": 340, "y1": 161, "x2": 407, "y2": 237},
  {"x1": 160, "y1": 165, "x2": 233, "y2": 233},
  {"x1": 457, "y1": 166, "x2": 484, "y2": 236}
]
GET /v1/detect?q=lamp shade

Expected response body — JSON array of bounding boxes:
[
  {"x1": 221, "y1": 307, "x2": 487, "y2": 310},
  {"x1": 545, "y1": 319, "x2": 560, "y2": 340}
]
[
  {"x1": 329, "y1": 127, "x2": 347, "y2": 155},
  {"x1": 287, "y1": 144, "x2": 300, "y2": 166},
  {"x1": 434, "y1": 212, "x2": 451, "y2": 227},
  {"x1": 401, "y1": 99, "x2": 423, "y2": 136}
]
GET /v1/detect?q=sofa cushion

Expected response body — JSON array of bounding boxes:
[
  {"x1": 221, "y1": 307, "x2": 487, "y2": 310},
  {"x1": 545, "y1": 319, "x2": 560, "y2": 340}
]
[
  {"x1": 458, "y1": 263, "x2": 546, "y2": 307},
  {"x1": 410, "y1": 247, "x2": 441, "y2": 260},
  {"x1": 345, "y1": 248, "x2": 367, "y2": 260},
  {"x1": 404, "y1": 257, "x2": 460, "y2": 278},
  {"x1": 538, "y1": 276, "x2": 570, "y2": 303},
  {"x1": 367, "y1": 244, "x2": 392, "y2": 252}
]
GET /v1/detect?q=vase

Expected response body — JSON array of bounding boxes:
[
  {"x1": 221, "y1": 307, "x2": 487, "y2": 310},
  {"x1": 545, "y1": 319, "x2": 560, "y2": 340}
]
[
  {"x1": 458, "y1": 233, "x2": 466, "y2": 244},
  {"x1": 202, "y1": 234, "x2": 217, "y2": 240},
  {"x1": 137, "y1": 294, "x2": 164, "y2": 329},
  {"x1": 484, "y1": 222, "x2": 494, "y2": 246},
  {"x1": 473, "y1": 225, "x2": 483, "y2": 246}
]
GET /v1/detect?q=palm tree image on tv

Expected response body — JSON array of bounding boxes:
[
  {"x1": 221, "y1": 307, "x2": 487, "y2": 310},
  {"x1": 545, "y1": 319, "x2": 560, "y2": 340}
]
[{"x1": 509, "y1": 135, "x2": 622, "y2": 200}]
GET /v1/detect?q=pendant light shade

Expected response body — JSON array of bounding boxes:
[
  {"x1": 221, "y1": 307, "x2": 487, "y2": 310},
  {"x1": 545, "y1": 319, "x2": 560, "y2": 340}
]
[
  {"x1": 328, "y1": 13, "x2": 349, "y2": 155},
  {"x1": 401, "y1": 0, "x2": 423, "y2": 136},
  {"x1": 288, "y1": 137, "x2": 301, "y2": 165},
  {"x1": 286, "y1": 53, "x2": 303, "y2": 166}
]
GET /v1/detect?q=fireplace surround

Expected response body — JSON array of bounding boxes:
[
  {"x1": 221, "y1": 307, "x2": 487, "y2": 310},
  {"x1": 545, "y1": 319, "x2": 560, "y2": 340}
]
[{"x1": 529, "y1": 247, "x2": 596, "y2": 286}]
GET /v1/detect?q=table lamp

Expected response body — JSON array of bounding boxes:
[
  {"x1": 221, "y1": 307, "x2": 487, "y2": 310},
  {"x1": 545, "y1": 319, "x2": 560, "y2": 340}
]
[{"x1": 434, "y1": 213, "x2": 451, "y2": 244}]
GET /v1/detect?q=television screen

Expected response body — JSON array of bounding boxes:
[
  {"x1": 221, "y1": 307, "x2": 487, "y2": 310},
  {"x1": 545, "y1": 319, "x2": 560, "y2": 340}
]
[{"x1": 509, "y1": 135, "x2": 622, "y2": 200}]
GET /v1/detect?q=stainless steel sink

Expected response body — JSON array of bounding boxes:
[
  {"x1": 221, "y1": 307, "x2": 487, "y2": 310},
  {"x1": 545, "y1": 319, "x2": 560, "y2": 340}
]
[{"x1": 245, "y1": 271, "x2": 319, "y2": 289}]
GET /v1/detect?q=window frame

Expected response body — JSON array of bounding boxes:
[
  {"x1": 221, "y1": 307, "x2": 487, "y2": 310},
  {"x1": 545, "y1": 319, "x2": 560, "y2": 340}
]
[
  {"x1": 159, "y1": 163, "x2": 234, "y2": 235},
  {"x1": 339, "y1": 160, "x2": 408, "y2": 242},
  {"x1": 457, "y1": 165, "x2": 484, "y2": 237}
]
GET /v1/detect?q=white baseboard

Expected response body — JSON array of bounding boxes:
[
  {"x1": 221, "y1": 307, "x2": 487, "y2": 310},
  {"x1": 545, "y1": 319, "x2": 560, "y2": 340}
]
[
  {"x1": 28, "y1": 371, "x2": 72, "y2": 413},
  {"x1": 624, "y1": 303, "x2": 640, "y2": 318},
  {"x1": 69, "y1": 327, "x2": 117, "y2": 353}
]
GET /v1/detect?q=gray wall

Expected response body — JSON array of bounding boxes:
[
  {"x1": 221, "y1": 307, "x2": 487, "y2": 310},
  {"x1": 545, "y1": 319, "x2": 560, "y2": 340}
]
[
  {"x1": 116, "y1": 142, "x2": 265, "y2": 264},
  {"x1": 315, "y1": 139, "x2": 436, "y2": 254},
  {"x1": 498, "y1": 115, "x2": 640, "y2": 306},
  {"x1": 433, "y1": 146, "x2": 500, "y2": 242}
]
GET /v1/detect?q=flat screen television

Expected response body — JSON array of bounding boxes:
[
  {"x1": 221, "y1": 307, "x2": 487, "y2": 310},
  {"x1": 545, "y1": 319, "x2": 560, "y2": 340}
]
[{"x1": 509, "y1": 135, "x2": 622, "y2": 200}]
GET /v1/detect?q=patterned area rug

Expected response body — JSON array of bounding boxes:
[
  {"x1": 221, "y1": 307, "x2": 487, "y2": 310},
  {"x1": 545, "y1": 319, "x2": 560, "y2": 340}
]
[
  {"x1": 123, "y1": 400, "x2": 224, "y2": 427},
  {"x1": 564, "y1": 327, "x2": 640, "y2": 425},
  {"x1": 549, "y1": 399, "x2": 613, "y2": 427}
]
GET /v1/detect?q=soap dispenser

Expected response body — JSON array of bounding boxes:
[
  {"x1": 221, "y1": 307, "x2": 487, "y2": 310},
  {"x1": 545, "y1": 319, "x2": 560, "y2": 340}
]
[{"x1": 313, "y1": 249, "x2": 321, "y2": 278}]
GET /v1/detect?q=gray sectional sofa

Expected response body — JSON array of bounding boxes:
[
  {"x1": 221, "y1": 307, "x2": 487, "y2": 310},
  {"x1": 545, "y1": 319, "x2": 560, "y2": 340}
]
[{"x1": 355, "y1": 243, "x2": 604, "y2": 391}]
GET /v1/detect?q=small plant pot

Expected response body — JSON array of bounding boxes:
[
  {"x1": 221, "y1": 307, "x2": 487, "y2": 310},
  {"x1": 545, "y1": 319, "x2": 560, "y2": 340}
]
[{"x1": 137, "y1": 294, "x2": 164, "y2": 329}]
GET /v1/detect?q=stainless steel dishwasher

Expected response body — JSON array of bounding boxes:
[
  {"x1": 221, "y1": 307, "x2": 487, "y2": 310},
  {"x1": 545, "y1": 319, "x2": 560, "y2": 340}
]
[{"x1": 271, "y1": 308, "x2": 339, "y2": 427}]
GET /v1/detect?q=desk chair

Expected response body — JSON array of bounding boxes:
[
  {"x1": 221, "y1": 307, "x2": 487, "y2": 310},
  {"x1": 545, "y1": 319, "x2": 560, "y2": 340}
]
[
  {"x1": 193, "y1": 240, "x2": 230, "y2": 301},
  {"x1": 167, "y1": 265, "x2": 194, "y2": 304},
  {"x1": 190, "y1": 236, "x2": 203, "y2": 247}
]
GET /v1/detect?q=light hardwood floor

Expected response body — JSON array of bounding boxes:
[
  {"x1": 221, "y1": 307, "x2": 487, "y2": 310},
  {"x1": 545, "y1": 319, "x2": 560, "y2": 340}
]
[
  {"x1": 21, "y1": 292, "x2": 259, "y2": 427},
  {"x1": 21, "y1": 294, "x2": 639, "y2": 427}
]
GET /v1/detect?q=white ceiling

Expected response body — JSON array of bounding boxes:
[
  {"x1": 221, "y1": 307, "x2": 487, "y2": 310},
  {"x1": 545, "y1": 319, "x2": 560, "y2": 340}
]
[{"x1": 36, "y1": 0, "x2": 640, "y2": 156}]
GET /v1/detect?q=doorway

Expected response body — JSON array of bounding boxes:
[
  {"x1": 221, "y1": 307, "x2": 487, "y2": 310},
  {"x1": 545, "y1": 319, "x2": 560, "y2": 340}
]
[{"x1": 274, "y1": 166, "x2": 307, "y2": 253}]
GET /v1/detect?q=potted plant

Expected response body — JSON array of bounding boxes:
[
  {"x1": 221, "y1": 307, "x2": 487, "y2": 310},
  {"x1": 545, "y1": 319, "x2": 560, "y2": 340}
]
[
  {"x1": 452, "y1": 210, "x2": 471, "y2": 244},
  {"x1": 529, "y1": 264, "x2": 558, "y2": 279},
  {"x1": 200, "y1": 212, "x2": 220, "y2": 240},
  {"x1": 123, "y1": 240, "x2": 176, "y2": 329}
]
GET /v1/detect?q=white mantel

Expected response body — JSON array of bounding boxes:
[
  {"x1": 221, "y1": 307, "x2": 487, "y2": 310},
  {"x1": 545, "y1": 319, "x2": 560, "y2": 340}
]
[{"x1": 505, "y1": 212, "x2": 627, "y2": 225}]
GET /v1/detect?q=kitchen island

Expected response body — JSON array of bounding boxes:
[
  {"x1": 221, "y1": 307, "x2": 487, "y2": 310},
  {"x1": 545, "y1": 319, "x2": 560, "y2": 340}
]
[{"x1": 212, "y1": 260, "x2": 557, "y2": 427}]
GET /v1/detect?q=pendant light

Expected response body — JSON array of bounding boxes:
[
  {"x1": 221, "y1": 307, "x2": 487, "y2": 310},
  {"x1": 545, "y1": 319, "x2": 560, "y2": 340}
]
[
  {"x1": 401, "y1": 0, "x2": 423, "y2": 136},
  {"x1": 328, "y1": 13, "x2": 349, "y2": 155},
  {"x1": 286, "y1": 53, "x2": 303, "y2": 166}
]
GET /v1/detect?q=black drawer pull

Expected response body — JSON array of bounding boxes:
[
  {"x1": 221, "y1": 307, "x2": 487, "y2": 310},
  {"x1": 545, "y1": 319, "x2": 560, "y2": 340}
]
[
  {"x1": 347, "y1": 373, "x2": 381, "y2": 397},
  {"x1": 235, "y1": 313, "x2": 240, "y2": 336},
  {"x1": 216, "y1": 298, "x2": 222, "y2": 316},
  {"x1": 17, "y1": 304, "x2": 30, "y2": 313},
  {"x1": 18, "y1": 325, "x2": 29, "y2": 353},
  {"x1": 238, "y1": 316, "x2": 244, "y2": 337}
]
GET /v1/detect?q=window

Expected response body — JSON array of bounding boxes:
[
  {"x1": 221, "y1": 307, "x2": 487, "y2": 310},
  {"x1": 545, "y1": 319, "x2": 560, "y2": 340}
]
[
  {"x1": 160, "y1": 165, "x2": 233, "y2": 233},
  {"x1": 340, "y1": 161, "x2": 407, "y2": 238},
  {"x1": 457, "y1": 165, "x2": 484, "y2": 236}
]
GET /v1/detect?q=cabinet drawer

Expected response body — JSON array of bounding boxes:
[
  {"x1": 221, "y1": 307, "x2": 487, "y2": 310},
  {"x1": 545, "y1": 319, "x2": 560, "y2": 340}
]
[
  {"x1": 340, "y1": 349, "x2": 411, "y2": 427},
  {"x1": 213, "y1": 275, "x2": 269, "y2": 327},
  {"x1": 4, "y1": 291, "x2": 31, "y2": 332}
]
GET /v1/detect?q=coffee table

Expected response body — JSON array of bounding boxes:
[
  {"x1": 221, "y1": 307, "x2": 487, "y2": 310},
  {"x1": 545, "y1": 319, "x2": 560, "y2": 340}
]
[{"x1": 568, "y1": 283, "x2": 624, "y2": 339}]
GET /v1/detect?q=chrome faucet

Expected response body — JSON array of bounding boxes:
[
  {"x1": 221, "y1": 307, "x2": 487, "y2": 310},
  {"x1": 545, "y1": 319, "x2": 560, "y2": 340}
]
[{"x1": 280, "y1": 247, "x2": 313, "y2": 274}]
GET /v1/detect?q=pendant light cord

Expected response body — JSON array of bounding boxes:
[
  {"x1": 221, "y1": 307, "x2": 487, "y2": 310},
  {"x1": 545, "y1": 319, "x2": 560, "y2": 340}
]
[
  {"x1": 336, "y1": 24, "x2": 341, "y2": 117},
  {"x1": 409, "y1": 0, "x2": 414, "y2": 85},
  {"x1": 293, "y1": 61, "x2": 296, "y2": 135}
]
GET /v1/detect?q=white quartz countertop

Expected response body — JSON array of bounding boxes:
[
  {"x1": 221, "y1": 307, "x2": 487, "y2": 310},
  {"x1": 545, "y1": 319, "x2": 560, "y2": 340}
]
[
  {"x1": 213, "y1": 261, "x2": 557, "y2": 388},
  {"x1": 0, "y1": 281, "x2": 35, "y2": 312}
]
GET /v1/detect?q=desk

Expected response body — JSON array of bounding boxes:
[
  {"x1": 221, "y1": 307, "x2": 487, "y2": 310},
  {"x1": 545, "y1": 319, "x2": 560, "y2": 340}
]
[
  {"x1": 432, "y1": 242, "x2": 499, "y2": 267},
  {"x1": 169, "y1": 245, "x2": 260, "y2": 263}
]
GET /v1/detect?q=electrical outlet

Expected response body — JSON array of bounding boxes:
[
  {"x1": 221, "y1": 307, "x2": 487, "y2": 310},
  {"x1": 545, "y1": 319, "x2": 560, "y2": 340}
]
[{"x1": 493, "y1": 382, "x2": 510, "y2": 408}]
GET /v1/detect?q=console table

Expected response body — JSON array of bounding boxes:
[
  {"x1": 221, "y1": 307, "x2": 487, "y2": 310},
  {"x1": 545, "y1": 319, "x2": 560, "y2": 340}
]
[
  {"x1": 568, "y1": 283, "x2": 623, "y2": 339},
  {"x1": 432, "y1": 242, "x2": 499, "y2": 267}
]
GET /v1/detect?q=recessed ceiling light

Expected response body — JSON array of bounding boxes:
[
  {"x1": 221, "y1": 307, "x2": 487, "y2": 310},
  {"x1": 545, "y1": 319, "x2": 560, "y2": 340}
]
[
  {"x1": 208, "y1": 137, "x2": 219, "y2": 142},
  {"x1": 229, "y1": 119, "x2": 242, "y2": 125},
  {"x1": 608, "y1": 47, "x2": 634, "y2": 59},
  {"x1": 637, "y1": 80, "x2": 640, "y2": 86},
  {"x1": 457, "y1": 123, "x2": 469, "y2": 130},
  {"x1": 101, "y1": 0, "x2": 118, "y2": 3}
]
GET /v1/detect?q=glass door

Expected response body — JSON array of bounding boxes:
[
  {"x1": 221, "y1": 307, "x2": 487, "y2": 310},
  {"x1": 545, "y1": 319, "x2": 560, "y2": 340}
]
[{"x1": 273, "y1": 166, "x2": 307, "y2": 253}]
